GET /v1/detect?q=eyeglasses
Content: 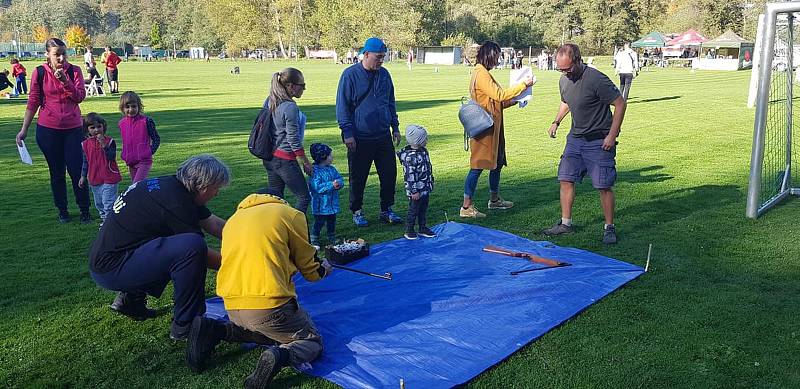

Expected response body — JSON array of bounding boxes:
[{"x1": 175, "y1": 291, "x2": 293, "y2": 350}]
[{"x1": 557, "y1": 67, "x2": 571, "y2": 73}]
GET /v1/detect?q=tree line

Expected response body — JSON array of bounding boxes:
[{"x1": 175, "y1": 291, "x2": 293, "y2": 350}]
[{"x1": 0, "y1": 0, "x2": 768, "y2": 56}]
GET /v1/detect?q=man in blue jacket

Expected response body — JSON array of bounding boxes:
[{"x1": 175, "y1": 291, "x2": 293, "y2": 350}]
[{"x1": 336, "y1": 37, "x2": 403, "y2": 227}]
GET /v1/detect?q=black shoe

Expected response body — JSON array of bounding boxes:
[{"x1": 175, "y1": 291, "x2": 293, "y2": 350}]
[
  {"x1": 418, "y1": 227, "x2": 437, "y2": 238},
  {"x1": 187, "y1": 317, "x2": 223, "y2": 372},
  {"x1": 542, "y1": 220, "x2": 574, "y2": 236},
  {"x1": 602, "y1": 225, "x2": 618, "y2": 245},
  {"x1": 80, "y1": 212, "x2": 92, "y2": 224},
  {"x1": 58, "y1": 211, "x2": 71, "y2": 224},
  {"x1": 109, "y1": 292, "x2": 157, "y2": 321},
  {"x1": 244, "y1": 347, "x2": 285, "y2": 389},
  {"x1": 404, "y1": 231, "x2": 418, "y2": 240},
  {"x1": 170, "y1": 320, "x2": 191, "y2": 341}
]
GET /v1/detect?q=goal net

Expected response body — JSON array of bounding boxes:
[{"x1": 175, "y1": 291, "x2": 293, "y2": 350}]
[{"x1": 747, "y1": 3, "x2": 800, "y2": 218}]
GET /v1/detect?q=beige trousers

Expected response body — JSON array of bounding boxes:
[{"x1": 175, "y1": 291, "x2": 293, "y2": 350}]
[{"x1": 227, "y1": 299, "x2": 323, "y2": 364}]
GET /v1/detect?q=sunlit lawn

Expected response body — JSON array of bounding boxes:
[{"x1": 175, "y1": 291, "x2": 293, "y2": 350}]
[{"x1": 0, "y1": 58, "x2": 798, "y2": 388}]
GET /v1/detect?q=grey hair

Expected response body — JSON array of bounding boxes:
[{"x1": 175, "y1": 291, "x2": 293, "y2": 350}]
[{"x1": 176, "y1": 154, "x2": 231, "y2": 194}]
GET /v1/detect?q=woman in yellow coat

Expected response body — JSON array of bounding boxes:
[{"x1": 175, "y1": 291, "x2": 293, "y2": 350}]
[{"x1": 460, "y1": 41, "x2": 535, "y2": 218}]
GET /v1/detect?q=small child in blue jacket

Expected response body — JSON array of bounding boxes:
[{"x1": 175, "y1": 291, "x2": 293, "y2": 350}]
[{"x1": 308, "y1": 143, "x2": 344, "y2": 247}]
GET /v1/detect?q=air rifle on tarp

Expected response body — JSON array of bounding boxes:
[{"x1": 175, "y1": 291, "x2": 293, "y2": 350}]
[{"x1": 482, "y1": 245, "x2": 571, "y2": 275}]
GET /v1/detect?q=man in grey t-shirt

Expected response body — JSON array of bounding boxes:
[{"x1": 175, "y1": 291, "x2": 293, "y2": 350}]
[{"x1": 542, "y1": 43, "x2": 627, "y2": 244}]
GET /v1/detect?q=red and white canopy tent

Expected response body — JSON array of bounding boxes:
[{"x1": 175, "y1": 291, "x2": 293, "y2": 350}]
[{"x1": 663, "y1": 29, "x2": 708, "y2": 57}]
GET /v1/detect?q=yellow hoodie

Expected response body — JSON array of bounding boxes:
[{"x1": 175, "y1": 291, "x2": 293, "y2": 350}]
[{"x1": 217, "y1": 194, "x2": 324, "y2": 310}]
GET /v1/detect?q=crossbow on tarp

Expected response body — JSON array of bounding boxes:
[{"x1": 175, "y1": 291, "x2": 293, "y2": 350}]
[{"x1": 482, "y1": 245, "x2": 571, "y2": 275}]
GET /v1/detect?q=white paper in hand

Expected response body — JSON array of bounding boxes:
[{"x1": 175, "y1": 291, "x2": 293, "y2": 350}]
[
  {"x1": 18, "y1": 140, "x2": 33, "y2": 165},
  {"x1": 510, "y1": 66, "x2": 534, "y2": 108}
]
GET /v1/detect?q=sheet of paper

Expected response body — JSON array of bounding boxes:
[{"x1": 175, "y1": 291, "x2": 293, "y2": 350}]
[
  {"x1": 510, "y1": 66, "x2": 534, "y2": 108},
  {"x1": 17, "y1": 140, "x2": 32, "y2": 165}
]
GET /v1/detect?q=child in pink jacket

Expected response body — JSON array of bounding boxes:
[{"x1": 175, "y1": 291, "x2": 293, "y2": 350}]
[
  {"x1": 118, "y1": 91, "x2": 160, "y2": 182},
  {"x1": 79, "y1": 113, "x2": 122, "y2": 226}
]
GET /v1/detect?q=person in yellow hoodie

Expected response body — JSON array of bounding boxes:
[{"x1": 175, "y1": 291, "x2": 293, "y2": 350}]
[{"x1": 186, "y1": 190, "x2": 332, "y2": 388}]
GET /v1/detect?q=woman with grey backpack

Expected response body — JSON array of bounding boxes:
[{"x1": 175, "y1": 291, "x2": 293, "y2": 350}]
[
  {"x1": 459, "y1": 41, "x2": 534, "y2": 218},
  {"x1": 262, "y1": 67, "x2": 312, "y2": 213}
]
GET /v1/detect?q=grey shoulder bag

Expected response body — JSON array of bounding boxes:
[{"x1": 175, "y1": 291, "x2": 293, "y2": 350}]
[{"x1": 458, "y1": 74, "x2": 494, "y2": 151}]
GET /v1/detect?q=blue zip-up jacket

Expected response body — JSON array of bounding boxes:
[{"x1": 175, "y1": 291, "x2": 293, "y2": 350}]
[
  {"x1": 308, "y1": 164, "x2": 344, "y2": 215},
  {"x1": 335, "y1": 63, "x2": 399, "y2": 140}
]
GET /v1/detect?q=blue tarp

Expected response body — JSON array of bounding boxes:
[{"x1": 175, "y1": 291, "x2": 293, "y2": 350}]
[{"x1": 205, "y1": 222, "x2": 644, "y2": 388}]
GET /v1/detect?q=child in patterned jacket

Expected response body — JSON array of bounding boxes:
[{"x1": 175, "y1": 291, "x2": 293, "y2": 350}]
[
  {"x1": 397, "y1": 124, "x2": 436, "y2": 240},
  {"x1": 308, "y1": 143, "x2": 344, "y2": 247}
]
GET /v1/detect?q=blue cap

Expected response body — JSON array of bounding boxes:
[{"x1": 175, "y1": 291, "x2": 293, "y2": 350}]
[{"x1": 360, "y1": 37, "x2": 387, "y2": 54}]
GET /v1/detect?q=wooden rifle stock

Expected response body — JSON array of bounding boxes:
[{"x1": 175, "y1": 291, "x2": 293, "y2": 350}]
[{"x1": 482, "y1": 245, "x2": 569, "y2": 268}]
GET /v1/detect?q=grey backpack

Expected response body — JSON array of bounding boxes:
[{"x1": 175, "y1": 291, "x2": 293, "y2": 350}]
[{"x1": 458, "y1": 74, "x2": 494, "y2": 151}]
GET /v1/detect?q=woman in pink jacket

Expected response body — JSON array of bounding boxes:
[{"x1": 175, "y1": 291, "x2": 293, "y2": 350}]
[{"x1": 15, "y1": 38, "x2": 90, "y2": 224}]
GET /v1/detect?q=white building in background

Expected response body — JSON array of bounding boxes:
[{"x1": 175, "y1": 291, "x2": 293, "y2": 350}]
[
  {"x1": 189, "y1": 47, "x2": 206, "y2": 59},
  {"x1": 414, "y1": 46, "x2": 464, "y2": 65}
]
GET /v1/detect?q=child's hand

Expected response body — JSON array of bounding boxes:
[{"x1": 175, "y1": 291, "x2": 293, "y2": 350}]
[
  {"x1": 411, "y1": 192, "x2": 421, "y2": 201},
  {"x1": 302, "y1": 161, "x2": 314, "y2": 176},
  {"x1": 333, "y1": 180, "x2": 342, "y2": 190},
  {"x1": 78, "y1": 177, "x2": 86, "y2": 188}
]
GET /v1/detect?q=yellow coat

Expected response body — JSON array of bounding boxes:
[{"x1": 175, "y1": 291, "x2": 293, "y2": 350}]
[
  {"x1": 469, "y1": 64, "x2": 528, "y2": 170},
  {"x1": 217, "y1": 194, "x2": 323, "y2": 310}
]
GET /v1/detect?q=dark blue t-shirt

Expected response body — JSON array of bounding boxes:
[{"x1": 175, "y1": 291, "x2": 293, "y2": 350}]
[
  {"x1": 559, "y1": 65, "x2": 621, "y2": 136},
  {"x1": 88, "y1": 175, "x2": 211, "y2": 273}
]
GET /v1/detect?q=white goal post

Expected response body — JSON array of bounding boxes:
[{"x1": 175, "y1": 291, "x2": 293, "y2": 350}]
[{"x1": 746, "y1": 2, "x2": 800, "y2": 218}]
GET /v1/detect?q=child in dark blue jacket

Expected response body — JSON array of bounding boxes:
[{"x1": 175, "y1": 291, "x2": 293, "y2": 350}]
[{"x1": 308, "y1": 143, "x2": 344, "y2": 246}]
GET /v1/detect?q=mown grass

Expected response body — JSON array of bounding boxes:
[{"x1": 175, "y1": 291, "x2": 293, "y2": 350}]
[{"x1": 0, "y1": 58, "x2": 798, "y2": 388}]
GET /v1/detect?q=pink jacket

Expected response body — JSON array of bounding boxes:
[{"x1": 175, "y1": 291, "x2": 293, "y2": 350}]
[
  {"x1": 26, "y1": 62, "x2": 85, "y2": 130},
  {"x1": 119, "y1": 115, "x2": 153, "y2": 163}
]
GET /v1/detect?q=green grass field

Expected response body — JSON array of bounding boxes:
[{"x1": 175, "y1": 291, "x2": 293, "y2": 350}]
[{"x1": 1, "y1": 59, "x2": 798, "y2": 388}]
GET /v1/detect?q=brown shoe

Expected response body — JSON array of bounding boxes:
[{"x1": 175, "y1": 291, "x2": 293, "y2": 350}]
[{"x1": 460, "y1": 205, "x2": 486, "y2": 218}]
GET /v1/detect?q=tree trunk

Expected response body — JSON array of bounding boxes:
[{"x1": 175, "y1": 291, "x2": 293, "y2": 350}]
[
  {"x1": 278, "y1": 36, "x2": 287, "y2": 58},
  {"x1": 271, "y1": 6, "x2": 289, "y2": 58}
]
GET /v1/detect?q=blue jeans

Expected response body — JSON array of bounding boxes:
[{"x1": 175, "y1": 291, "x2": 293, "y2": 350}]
[
  {"x1": 91, "y1": 183, "x2": 119, "y2": 222},
  {"x1": 263, "y1": 158, "x2": 310, "y2": 214},
  {"x1": 464, "y1": 167, "x2": 502, "y2": 199},
  {"x1": 15, "y1": 75, "x2": 27, "y2": 94},
  {"x1": 311, "y1": 214, "x2": 336, "y2": 241}
]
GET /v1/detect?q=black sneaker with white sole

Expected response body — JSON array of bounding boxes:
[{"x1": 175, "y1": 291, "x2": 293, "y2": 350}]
[
  {"x1": 109, "y1": 291, "x2": 157, "y2": 321},
  {"x1": 418, "y1": 227, "x2": 437, "y2": 238},
  {"x1": 170, "y1": 320, "x2": 191, "y2": 341},
  {"x1": 404, "y1": 231, "x2": 418, "y2": 240}
]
